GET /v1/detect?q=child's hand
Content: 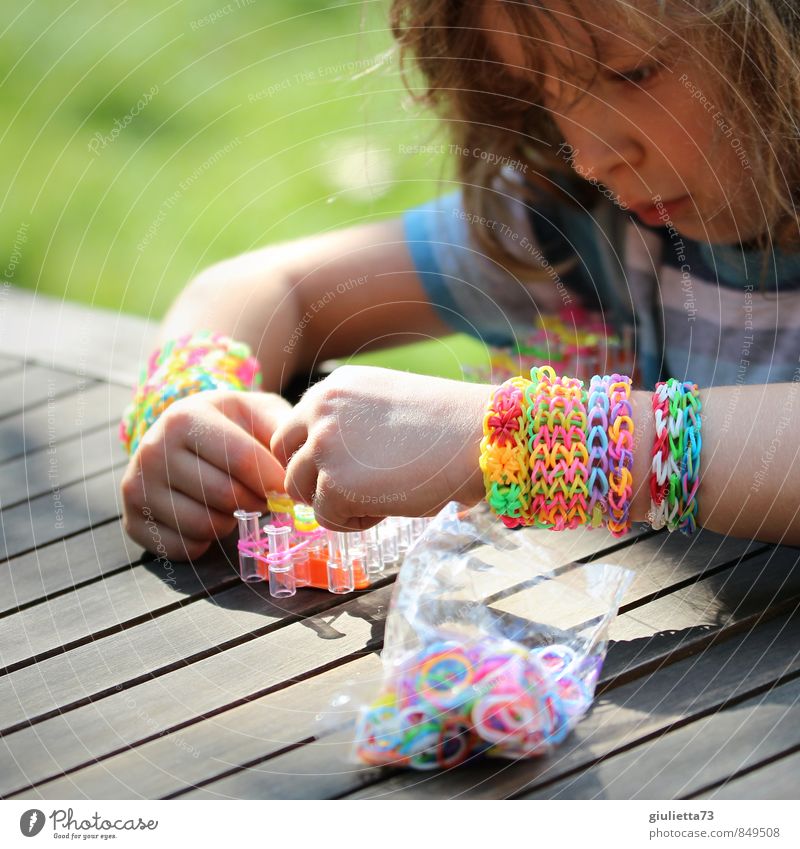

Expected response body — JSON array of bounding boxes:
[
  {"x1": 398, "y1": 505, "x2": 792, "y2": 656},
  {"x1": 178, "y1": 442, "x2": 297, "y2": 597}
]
[
  {"x1": 120, "y1": 389, "x2": 291, "y2": 561},
  {"x1": 269, "y1": 365, "x2": 489, "y2": 531}
]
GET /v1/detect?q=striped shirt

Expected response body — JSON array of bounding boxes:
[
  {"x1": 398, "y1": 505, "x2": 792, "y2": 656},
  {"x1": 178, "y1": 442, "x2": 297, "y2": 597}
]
[{"x1": 402, "y1": 177, "x2": 800, "y2": 389}]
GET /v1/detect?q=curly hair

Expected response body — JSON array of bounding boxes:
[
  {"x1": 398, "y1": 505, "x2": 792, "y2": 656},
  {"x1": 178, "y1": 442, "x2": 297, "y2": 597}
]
[{"x1": 388, "y1": 0, "x2": 800, "y2": 288}]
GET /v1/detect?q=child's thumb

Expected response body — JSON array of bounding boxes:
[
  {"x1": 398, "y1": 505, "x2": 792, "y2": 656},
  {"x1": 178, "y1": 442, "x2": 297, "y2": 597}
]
[{"x1": 221, "y1": 390, "x2": 293, "y2": 456}]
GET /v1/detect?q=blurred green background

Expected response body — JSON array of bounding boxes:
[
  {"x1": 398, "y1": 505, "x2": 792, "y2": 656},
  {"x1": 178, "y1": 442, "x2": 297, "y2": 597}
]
[{"x1": 0, "y1": 0, "x2": 488, "y2": 377}]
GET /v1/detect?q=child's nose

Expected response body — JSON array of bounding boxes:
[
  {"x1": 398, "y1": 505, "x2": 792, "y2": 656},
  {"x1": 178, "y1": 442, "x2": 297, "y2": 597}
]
[{"x1": 562, "y1": 115, "x2": 645, "y2": 188}]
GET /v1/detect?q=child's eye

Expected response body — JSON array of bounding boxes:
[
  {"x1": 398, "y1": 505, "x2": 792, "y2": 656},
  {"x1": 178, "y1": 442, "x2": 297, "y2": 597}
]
[{"x1": 611, "y1": 64, "x2": 657, "y2": 85}]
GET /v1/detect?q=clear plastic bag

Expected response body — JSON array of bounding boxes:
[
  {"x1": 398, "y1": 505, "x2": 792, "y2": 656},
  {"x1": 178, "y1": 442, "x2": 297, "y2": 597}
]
[{"x1": 349, "y1": 500, "x2": 634, "y2": 770}]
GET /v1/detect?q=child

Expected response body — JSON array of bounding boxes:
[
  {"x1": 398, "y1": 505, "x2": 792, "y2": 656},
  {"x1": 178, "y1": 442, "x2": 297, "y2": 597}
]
[{"x1": 119, "y1": 0, "x2": 800, "y2": 560}]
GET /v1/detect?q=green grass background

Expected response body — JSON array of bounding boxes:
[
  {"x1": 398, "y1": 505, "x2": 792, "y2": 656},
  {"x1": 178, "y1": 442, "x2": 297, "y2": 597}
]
[{"x1": 0, "y1": 0, "x2": 489, "y2": 378}]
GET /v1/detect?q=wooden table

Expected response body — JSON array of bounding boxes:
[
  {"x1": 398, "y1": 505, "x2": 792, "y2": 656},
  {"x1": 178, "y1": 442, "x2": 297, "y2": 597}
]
[{"x1": 1, "y1": 288, "x2": 799, "y2": 801}]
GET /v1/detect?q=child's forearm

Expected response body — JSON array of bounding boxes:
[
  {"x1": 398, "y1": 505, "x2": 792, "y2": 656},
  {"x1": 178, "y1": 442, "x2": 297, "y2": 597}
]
[
  {"x1": 465, "y1": 381, "x2": 800, "y2": 546},
  {"x1": 153, "y1": 219, "x2": 455, "y2": 396},
  {"x1": 631, "y1": 383, "x2": 800, "y2": 545},
  {"x1": 156, "y1": 266, "x2": 306, "y2": 394}
]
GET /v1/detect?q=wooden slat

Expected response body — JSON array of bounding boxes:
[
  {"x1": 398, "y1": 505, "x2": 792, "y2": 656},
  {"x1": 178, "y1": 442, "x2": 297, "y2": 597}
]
[
  {"x1": 9, "y1": 654, "x2": 380, "y2": 799},
  {"x1": 0, "y1": 364, "x2": 85, "y2": 419},
  {"x1": 576, "y1": 528, "x2": 764, "y2": 601},
  {"x1": 7, "y1": 540, "x2": 785, "y2": 799},
  {"x1": 335, "y1": 547, "x2": 800, "y2": 799},
  {"x1": 489, "y1": 530, "x2": 766, "y2": 632},
  {"x1": 521, "y1": 676, "x2": 800, "y2": 799},
  {"x1": 695, "y1": 750, "x2": 800, "y2": 799},
  {"x1": 0, "y1": 356, "x2": 20, "y2": 376},
  {"x1": 0, "y1": 574, "x2": 400, "y2": 735},
  {"x1": 0, "y1": 554, "x2": 243, "y2": 673},
  {"x1": 0, "y1": 288, "x2": 156, "y2": 387},
  {"x1": 0, "y1": 424, "x2": 127, "y2": 510},
  {"x1": 0, "y1": 522, "x2": 651, "y2": 671},
  {"x1": 0, "y1": 521, "x2": 146, "y2": 615},
  {"x1": 0, "y1": 584, "x2": 395, "y2": 796},
  {"x1": 181, "y1": 607, "x2": 800, "y2": 800},
  {"x1": 0, "y1": 465, "x2": 124, "y2": 561},
  {"x1": 0, "y1": 527, "x2": 650, "y2": 794},
  {"x1": 0, "y1": 524, "x2": 727, "y2": 732},
  {"x1": 0, "y1": 382, "x2": 131, "y2": 463},
  {"x1": 0, "y1": 508, "x2": 652, "y2": 729},
  {"x1": 600, "y1": 547, "x2": 795, "y2": 681}
]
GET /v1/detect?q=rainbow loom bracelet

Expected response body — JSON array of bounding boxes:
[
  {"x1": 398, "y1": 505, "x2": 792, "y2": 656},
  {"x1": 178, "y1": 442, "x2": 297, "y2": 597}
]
[
  {"x1": 479, "y1": 376, "x2": 533, "y2": 527},
  {"x1": 119, "y1": 330, "x2": 263, "y2": 456},
  {"x1": 648, "y1": 381, "x2": 672, "y2": 530},
  {"x1": 526, "y1": 366, "x2": 589, "y2": 530},
  {"x1": 678, "y1": 382, "x2": 702, "y2": 535},
  {"x1": 605, "y1": 374, "x2": 634, "y2": 537},
  {"x1": 669, "y1": 380, "x2": 702, "y2": 535},
  {"x1": 648, "y1": 379, "x2": 682, "y2": 531},
  {"x1": 647, "y1": 379, "x2": 702, "y2": 535},
  {"x1": 525, "y1": 368, "x2": 552, "y2": 527},
  {"x1": 586, "y1": 374, "x2": 612, "y2": 528}
]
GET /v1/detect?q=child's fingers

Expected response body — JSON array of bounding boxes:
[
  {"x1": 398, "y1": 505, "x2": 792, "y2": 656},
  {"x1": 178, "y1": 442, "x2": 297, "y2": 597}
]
[
  {"x1": 269, "y1": 414, "x2": 309, "y2": 468},
  {"x1": 138, "y1": 484, "x2": 235, "y2": 541},
  {"x1": 166, "y1": 448, "x2": 267, "y2": 515},
  {"x1": 326, "y1": 514, "x2": 384, "y2": 533},
  {"x1": 309, "y1": 477, "x2": 383, "y2": 533},
  {"x1": 180, "y1": 404, "x2": 285, "y2": 496},
  {"x1": 127, "y1": 516, "x2": 210, "y2": 563},
  {"x1": 283, "y1": 443, "x2": 319, "y2": 506},
  {"x1": 218, "y1": 390, "x2": 292, "y2": 448}
]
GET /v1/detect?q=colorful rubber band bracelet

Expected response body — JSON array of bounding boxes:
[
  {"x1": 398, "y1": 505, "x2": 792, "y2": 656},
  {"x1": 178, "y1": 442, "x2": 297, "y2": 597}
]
[
  {"x1": 647, "y1": 378, "x2": 702, "y2": 535},
  {"x1": 605, "y1": 374, "x2": 634, "y2": 537},
  {"x1": 669, "y1": 380, "x2": 702, "y2": 535},
  {"x1": 479, "y1": 376, "x2": 533, "y2": 527},
  {"x1": 648, "y1": 379, "x2": 682, "y2": 530},
  {"x1": 526, "y1": 366, "x2": 589, "y2": 530},
  {"x1": 119, "y1": 329, "x2": 263, "y2": 456},
  {"x1": 586, "y1": 374, "x2": 611, "y2": 529}
]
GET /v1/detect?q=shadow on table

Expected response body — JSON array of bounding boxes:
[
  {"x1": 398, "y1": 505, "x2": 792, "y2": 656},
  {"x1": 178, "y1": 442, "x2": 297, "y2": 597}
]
[
  {"x1": 138, "y1": 520, "x2": 389, "y2": 652},
  {"x1": 138, "y1": 530, "x2": 800, "y2": 698}
]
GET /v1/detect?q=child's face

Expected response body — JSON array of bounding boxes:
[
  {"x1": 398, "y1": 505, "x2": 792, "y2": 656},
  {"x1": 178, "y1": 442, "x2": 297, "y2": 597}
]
[{"x1": 483, "y1": 1, "x2": 764, "y2": 245}]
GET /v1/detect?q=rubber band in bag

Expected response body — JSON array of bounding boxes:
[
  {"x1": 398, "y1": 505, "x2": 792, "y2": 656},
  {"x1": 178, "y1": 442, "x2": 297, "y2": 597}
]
[{"x1": 349, "y1": 500, "x2": 633, "y2": 770}]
